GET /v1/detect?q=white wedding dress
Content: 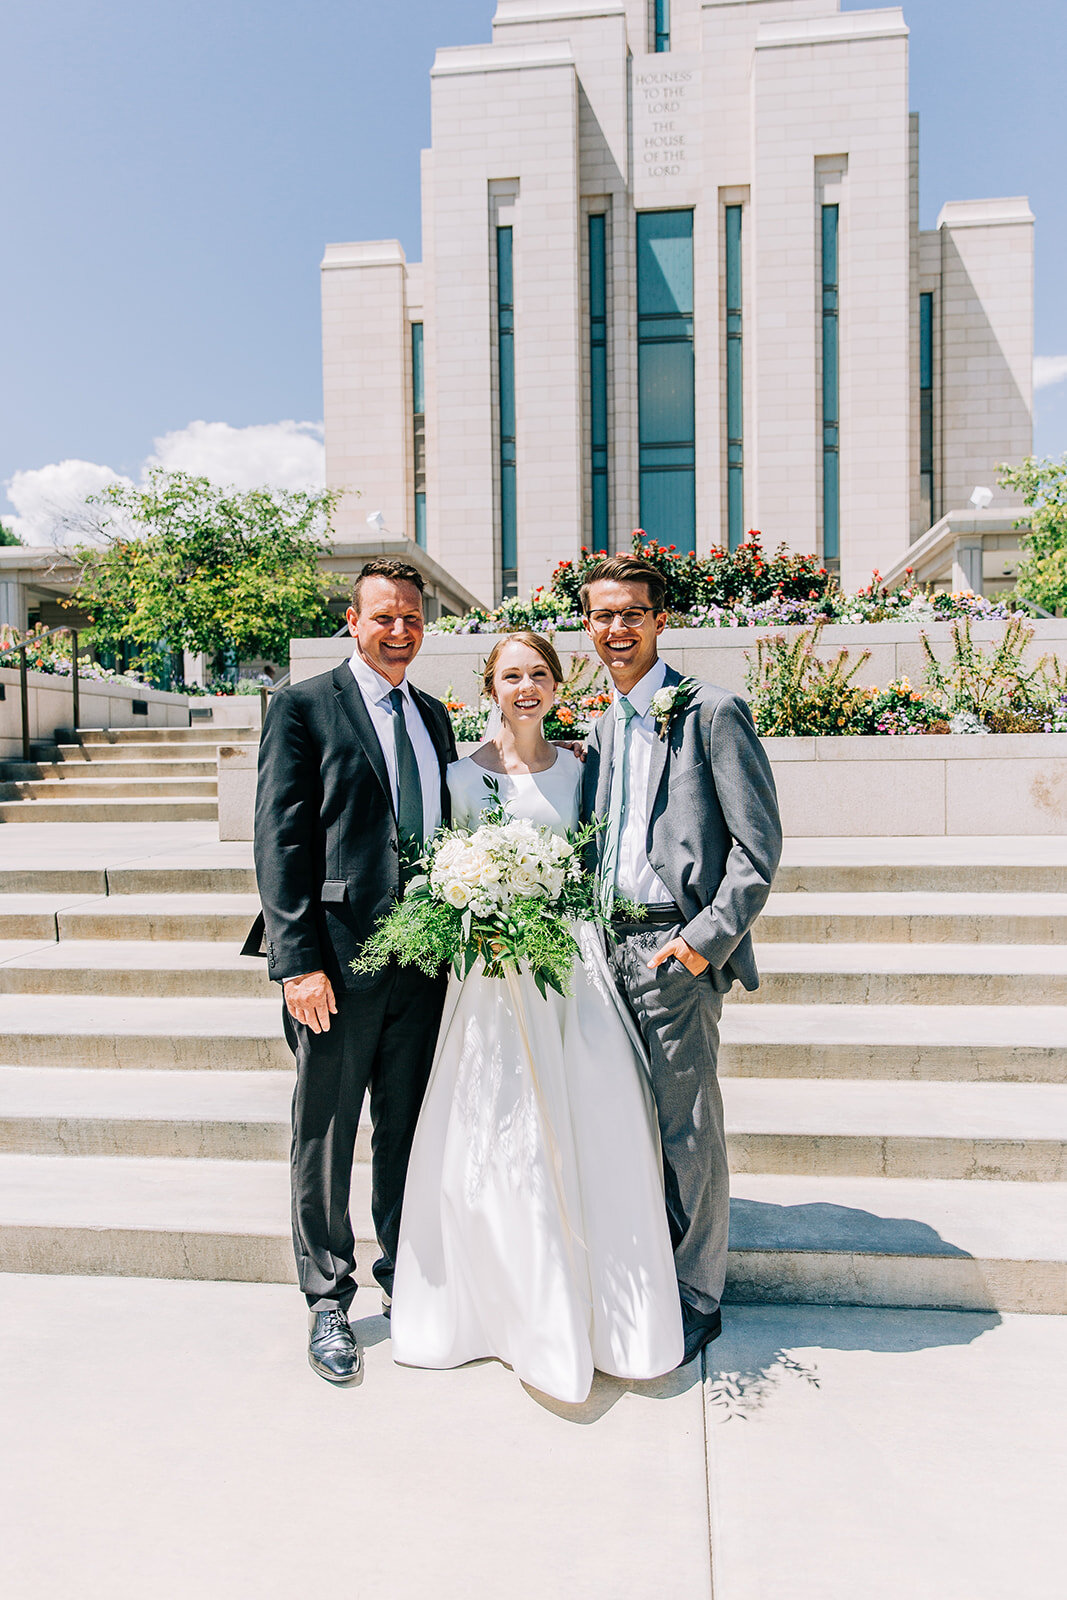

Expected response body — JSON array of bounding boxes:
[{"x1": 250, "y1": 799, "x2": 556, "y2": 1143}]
[{"x1": 390, "y1": 749, "x2": 684, "y2": 1403}]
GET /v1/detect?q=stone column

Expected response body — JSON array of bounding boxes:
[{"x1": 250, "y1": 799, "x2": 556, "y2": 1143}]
[
  {"x1": 951, "y1": 537, "x2": 984, "y2": 596},
  {"x1": 0, "y1": 581, "x2": 27, "y2": 632}
]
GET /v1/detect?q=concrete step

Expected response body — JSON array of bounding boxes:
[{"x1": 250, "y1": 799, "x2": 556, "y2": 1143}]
[
  {"x1": 0, "y1": 941, "x2": 270, "y2": 998},
  {"x1": 726, "y1": 1172, "x2": 1067, "y2": 1313},
  {"x1": 56, "y1": 743, "x2": 230, "y2": 764},
  {"x1": 721, "y1": 1079, "x2": 1067, "y2": 1182},
  {"x1": 76, "y1": 727, "x2": 240, "y2": 745},
  {"x1": 0, "y1": 1067, "x2": 305, "y2": 1161},
  {"x1": 35, "y1": 759, "x2": 218, "y2": 779},
  {"x1": 0, "y1": 894, "x2": 259, "y2": 945},
  {"x1": 0, "y1": 779, "x2": 218, "y2": 801},
  {"x1": 54, "y1": 894, "x2": 261, "y2": 942},
  {"x1": 745, "y1": 943, "x2": 1067, "y2": 1006},
  {"x1": 0, "y1": 798, "x2": 218, "y2": 823},
  {"x1": 0, "y1": 995, "x2": 287, "y2": 1069},
  {"x1": 758, "y1": 891, "x2": 1067, "y2": 945},
  {"x1": 0, "y1": 895, "x2": 98, "y2": 938},
  {"x1": 4, "y1": 1067, "x2": 1062, "y2": 1182},
  {"x1": 720, "y1": 1004, "x2": 1067, "y2": 1083},
  {"x1": 777, "y1": 862, "x2": 1067, "y2": 894},
  {"x1": 2, "y1": 1153, "x2": 1062, "y2": 1310},
  {"x1": 105, "y1": 862, "x2": 257, "y2": 895}
]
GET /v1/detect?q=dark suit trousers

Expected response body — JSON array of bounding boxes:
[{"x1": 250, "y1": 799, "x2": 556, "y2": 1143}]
[
  {"x1": 609, "y1": 926, "x2": 728, "y2": 1318},
  {"x1": 283, "y1": 963, "x2": 448, "y2": 1313}
]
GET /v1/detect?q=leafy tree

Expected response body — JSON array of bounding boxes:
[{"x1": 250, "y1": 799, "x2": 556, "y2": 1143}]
[
  {"x1": 68, "y1": 470, "x2": 343, "y2": 675},
  {"x1": 0, "y1": 522, "x2": 22, "y2": 546},
  {"x1": 998, "y1": 455, "x2": 1067, "y2": 614}
]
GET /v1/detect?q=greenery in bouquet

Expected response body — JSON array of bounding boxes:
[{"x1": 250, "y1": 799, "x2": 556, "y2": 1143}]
[{"x1": 353, "y1": 784, "x2": 625, "y2": 998}]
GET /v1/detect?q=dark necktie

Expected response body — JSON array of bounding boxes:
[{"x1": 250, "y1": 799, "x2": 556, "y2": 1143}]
[{"x1": 388, "y1": 688, "x2": 424, "y2": 872}]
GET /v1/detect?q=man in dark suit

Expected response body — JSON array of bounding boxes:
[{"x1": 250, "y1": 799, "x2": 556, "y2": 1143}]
[{"x1": 251, "y1": 558, "x2": 456, "y2": 1385}]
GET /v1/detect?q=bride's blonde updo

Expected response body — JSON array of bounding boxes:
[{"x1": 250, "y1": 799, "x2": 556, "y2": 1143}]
[{"x1": 482, "y1": 631, "x2": 565, "y2": 700}]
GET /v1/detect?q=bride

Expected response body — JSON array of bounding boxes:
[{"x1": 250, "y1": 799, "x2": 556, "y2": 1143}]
[{"x1": 390, "y1": 631, "x2": 684, "y2": 1403}]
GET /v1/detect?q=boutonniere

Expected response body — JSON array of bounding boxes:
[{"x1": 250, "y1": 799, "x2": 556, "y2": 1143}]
[{"x1": 649, "y1": 678, "x2": 696, "y2": 741}]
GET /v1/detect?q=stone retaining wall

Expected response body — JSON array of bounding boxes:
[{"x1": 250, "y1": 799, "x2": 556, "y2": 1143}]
[
  {"x1": 0, "y1": 666, "x2": 191, "y2": 760},
  {"x1": 219, "y1": 732, "x2": 1067, "y2": 841},
  {"x1": 291, "y1": 619, "x2": 1067, "y2": 704}
]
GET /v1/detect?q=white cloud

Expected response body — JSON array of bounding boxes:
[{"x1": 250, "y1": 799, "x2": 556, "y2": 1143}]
[
  {"x1": 2, "y1": 420, "x2": 327, "y2": 545},
  {"x1": 3, "y1": 458, "x2": 134, "y2": 546},
  {"x1": 144, "y1": 419, "x2": 325, "y2": 492},
  {"x1": 1034, "y1": 356, "x2": 1067, "y2": 391}
]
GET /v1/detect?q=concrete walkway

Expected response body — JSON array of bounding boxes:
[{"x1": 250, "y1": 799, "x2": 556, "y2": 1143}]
[
  {"x1": 0, "y1": 1274, "x2": 711, "y2": 1600},
  {"x1": 1, "y1": 1276, "x2": 1063, "y2": 1599},
  {"x1": 706, "y1": 1304, "x2": 1066, "y2": 1600}
]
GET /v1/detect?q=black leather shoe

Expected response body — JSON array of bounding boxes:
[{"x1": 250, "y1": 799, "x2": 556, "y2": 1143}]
[
  {"x1": 308, "y1": 1307, "x2": 363, "y2": 1385},
  {"x1": 381, "y1": 1291, "x2": 392, "y2": 1320},
  {"x1": 680, "y1": 1305, "x2": 722, "y2": 1367}
]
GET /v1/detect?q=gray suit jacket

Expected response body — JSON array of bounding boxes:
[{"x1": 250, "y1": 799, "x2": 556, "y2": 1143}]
[{"x1": 581, "y1": 664, "x2": 782, "y2": 992}]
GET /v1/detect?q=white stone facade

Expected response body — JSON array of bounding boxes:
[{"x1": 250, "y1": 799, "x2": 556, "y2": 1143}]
[{"x1": 322, "y1": 0, "x2": 1034, "y2": 604}]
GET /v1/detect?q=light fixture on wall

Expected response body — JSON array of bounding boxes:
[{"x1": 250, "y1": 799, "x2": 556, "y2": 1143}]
[
  {"x1": 366, "y1": 510, "x2": 387, "y2": 535},
  {"x1": 969, "y1": 486, "x2": 994, "y2": 510}
]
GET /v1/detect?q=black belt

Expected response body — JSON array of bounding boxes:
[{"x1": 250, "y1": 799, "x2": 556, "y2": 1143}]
[{"x1": 610, "y1": 903, "x2": 682, "y2": 929}]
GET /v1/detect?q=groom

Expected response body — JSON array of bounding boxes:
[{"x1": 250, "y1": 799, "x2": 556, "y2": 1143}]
[
  {"x1": 250, "y1": 558, "x2": 456, "y2": 1385},
  {"x1": 581, "y1": 552, "x2": 782, "y2": 1365}
]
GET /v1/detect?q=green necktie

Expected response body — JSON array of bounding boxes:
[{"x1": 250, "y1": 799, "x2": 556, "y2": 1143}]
[
  {"x1": 388, "y1": 688, "x2": 424, "y2": 876},
  {"x1": 599, "y1": 696, "x2": 637, "y2": 919}
]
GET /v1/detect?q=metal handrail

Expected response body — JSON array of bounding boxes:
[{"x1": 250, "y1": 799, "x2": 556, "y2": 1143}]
[{"x1": 0, "y1": 624, "x2": 83, "y2": 761}]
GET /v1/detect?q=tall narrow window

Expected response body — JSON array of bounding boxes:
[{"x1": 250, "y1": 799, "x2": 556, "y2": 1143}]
[
  {"x1": 411, "y1": 322, "x2": 426, "y2": 549},
  {"x1": 920, "y1": 291, "x2": 935, "y2": 530},
  {"x1": 637, "y1": 210, "x2": 695, "y2": 554},
  {"x1": 497, "y1": 227, "x2": 517, "y2": 597},
  {"x1": 821, "y1": 204, "x2": 840, "y2": 563},
  {"x1": 725, "y1": 205, "x2": 744, "y2": 552},
  {"x1": 654, "y1": 0, "x2": 670, "y2": 52},
  {"x1": 589, "y1": 214, "x2": 609, "y2": 549}
]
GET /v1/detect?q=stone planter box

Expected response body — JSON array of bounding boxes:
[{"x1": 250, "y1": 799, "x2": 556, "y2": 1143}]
[
  {"x1": 0, "y1": 665, "x2": 192, "y2": 761},
  {"x1": 767, "y1": 733, "x2": 1067, "y2": 837},
  {"x1": 291, "y1": 619, "x2": 1067, "y2": 705},
  {"x1": 218, "y1": 729, "x2": 1067, "y2": 842}
]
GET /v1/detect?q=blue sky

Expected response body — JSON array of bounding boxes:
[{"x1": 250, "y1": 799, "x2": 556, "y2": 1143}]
[{"x1": 1, "y1": 0, "x2": 1063, "y2": 534}]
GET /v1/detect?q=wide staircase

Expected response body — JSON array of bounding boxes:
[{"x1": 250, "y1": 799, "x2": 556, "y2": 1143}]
[
  {"x1": 0, "y1": 727, "x2": 226, "y2": 823},
  {"x1": 0, "y1": 843, "x2": 1064, "y2": 1311}
]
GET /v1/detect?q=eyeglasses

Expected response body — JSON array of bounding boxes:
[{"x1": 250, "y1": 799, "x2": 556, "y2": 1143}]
[{"x1": 586, "y1": 606, "x2": 658, "y2": 630}]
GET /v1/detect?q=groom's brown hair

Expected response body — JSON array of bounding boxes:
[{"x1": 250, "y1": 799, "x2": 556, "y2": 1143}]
[{"x1": 579, "y1": 554, "x2": 667, "y2": 615}]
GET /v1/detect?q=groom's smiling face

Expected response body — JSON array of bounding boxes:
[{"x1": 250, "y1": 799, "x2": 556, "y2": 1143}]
[{"x1": 583, "y1": 578, "x2": 666, "y2": 692}]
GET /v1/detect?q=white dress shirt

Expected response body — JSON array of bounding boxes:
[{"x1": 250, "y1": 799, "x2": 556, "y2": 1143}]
[
  {"x1": 348, "y1": 647, "x2": 442, "y2": 838},
  {"x1": 612, "y1": 657, "x2": 673, "y2": 905}
]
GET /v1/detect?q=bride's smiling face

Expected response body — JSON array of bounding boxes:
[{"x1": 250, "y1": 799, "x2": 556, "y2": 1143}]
[{"x1": 492, "y1": 641, "x2": 558, "y2": 731}]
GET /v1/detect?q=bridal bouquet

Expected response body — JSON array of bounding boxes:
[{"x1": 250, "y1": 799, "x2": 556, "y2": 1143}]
[{"x1": 353, "y1": 785, "x2": 630, "y2": 997}]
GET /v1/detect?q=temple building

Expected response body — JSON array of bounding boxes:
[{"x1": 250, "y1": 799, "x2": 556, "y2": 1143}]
[{"x1": 321, "y1": 0, "x2": 1034, "y2": 603}]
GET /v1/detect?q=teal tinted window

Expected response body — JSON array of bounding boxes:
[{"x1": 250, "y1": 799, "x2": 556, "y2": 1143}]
[
  {"x1": 655, "y1": 0, "x2": 670, "y2": 52},
  {"x1": 589, "y1": 214, "x2": 609, "y2": 548},
  {"x1": 497, "y1": 228, "x2": 517, "y2": 595},
  {"x1": 920, "y1": 291, "x2": 934, "y2": 529},
  {"x1": 821, "y1": 205, "x2": 840, "y2": 563},
  {"x1": 411, "y1": 322, "x2": 426, "y2": 547},
  {"x1": 725, "y1": 205, "x2": 743, "y2": 551},
  {"x1": 637, "y1": 210, "x2": 695, "y2": 554}
]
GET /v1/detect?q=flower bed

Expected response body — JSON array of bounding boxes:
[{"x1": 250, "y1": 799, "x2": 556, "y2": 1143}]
[
  {"x1": 428, "y1": 532, "x2": 1016, "y2": 636},
  {"x1": 0, "y1": 625, "x2": 147, "y2": 688}
]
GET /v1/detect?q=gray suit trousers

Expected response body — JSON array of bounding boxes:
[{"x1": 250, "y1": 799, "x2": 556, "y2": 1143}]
[{"x1": 609, "y1": 926, "x2": 728, "y2": 1317}]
